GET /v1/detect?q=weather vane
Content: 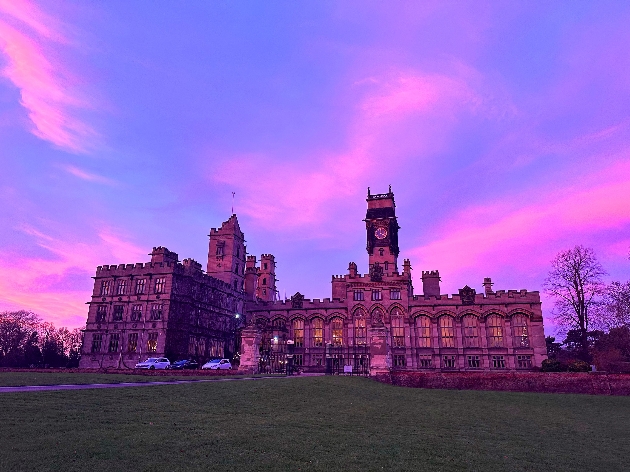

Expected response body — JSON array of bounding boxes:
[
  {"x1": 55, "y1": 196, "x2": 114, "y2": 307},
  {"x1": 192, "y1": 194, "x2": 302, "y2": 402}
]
[{"x1": 232, "y1": 191, "x2": 235, "y2": 215}]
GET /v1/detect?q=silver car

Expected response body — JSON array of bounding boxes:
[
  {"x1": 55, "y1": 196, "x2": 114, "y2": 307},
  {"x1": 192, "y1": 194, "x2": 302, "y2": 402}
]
[
  {"x1": 201, "y1": 359, "x2": 232, "y2": 370},
  {"x1": 135, "y1": 357, "x2": 170, "y2": 369}
]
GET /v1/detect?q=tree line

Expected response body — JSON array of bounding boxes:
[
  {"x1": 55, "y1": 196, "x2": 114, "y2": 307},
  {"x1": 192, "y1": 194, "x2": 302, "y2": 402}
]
[
  {"x1": 544, "y1": 245, "x2": 630, "y2": 372},
  {"x1": 0, "y1": 310, "x2": 82, "y2": 368}
]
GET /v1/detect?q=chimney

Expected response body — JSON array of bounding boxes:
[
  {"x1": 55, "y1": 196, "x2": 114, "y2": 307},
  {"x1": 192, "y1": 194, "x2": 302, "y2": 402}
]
[
  {"x1": 483, "y1": 277, "x2": 494, "y2": 295},
  {"x1": 422, "y1": 270, "x2": 440, "y2": 297}
]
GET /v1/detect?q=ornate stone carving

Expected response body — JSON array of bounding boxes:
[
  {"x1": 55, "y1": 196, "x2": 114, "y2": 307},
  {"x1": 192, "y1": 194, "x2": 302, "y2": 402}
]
[
  {"x1": 370, "y1": 262, "x2": 383, "y2": 282},
  {"x1": 291, "y1": 292, "x2": 304, "y2": 308},
  {"x1": 459, "y1": 285, "x2": 476, "y2": 305}
]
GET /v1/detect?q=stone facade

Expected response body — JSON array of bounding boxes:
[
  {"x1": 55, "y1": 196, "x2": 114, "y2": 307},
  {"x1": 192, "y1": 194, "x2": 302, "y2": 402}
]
[
  {"x1": 239, "y1": 188, "x2": 547, "y2": 374},
  {"x1": 80, "y1": 188, "x2": 547, "y2": 373},
  {"x1": 80, "y1": 219, "x2": 245, "y2": 368}
]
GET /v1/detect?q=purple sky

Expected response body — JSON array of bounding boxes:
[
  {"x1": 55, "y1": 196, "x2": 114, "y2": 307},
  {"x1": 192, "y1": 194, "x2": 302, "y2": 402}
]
[{"x1": 1, "y1": 1, "x2": 629, "y2": 333}]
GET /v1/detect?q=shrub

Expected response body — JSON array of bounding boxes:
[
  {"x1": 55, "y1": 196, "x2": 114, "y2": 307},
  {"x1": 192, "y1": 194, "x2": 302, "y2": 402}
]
[
  {"x1": 567, "y1": 360, "x2": 591, "y2": 372},
  {"x1": 541, "y1": 359, "x2": 565, "y2": 372}
]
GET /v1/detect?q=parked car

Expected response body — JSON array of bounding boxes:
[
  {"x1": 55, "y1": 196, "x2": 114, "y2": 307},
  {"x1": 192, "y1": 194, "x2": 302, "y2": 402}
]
[
  {"x1": 135, "y1": 357, "x2": 170, "y2": 370},
  {"x1": 201, "y1": 359, "x2": 232, "y2": 370},
  {"x1": 170, "y1": 359, "x2": 199, "y2": 370}
]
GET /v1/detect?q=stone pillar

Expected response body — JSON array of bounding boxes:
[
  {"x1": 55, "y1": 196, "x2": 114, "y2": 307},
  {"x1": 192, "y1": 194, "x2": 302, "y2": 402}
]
[
  {"x1": 239, "y1": 326, "x2": 261, "y2": 373},
  {"x1": 369, "y1": 324, "x2": 390, "y2": 376}
]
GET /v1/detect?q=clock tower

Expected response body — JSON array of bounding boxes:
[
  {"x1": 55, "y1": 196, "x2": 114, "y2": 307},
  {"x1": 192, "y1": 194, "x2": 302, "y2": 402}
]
[{"x1": 364, "y1": 186, "x2": 400, "y2": 277}]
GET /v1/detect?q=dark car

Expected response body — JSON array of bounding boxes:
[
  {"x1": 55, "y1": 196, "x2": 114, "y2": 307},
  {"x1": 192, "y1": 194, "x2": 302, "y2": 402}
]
[{"x1": 170, "y1": 359, "x2": 199, "y2": 370}]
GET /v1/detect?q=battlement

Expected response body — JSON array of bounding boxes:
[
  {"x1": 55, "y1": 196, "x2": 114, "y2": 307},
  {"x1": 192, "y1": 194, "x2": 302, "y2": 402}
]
[
  {"x1": 246, "y1": 255, "x2": 257, "y2": 262},
  {"x1": 260, "y1": 254, "x2": 275, "y2": 260},
  {"x1": 411, "y1": 289, "x2": 540, "y2": 303},
  {"x1": 246, "y1": 296, "x2": 346, "y2": 310},
  {"x1": 422, "y1": 270, "x2": 440, "y2": 276},
  {"x1": 150, "y1": 246, "x2": 179, "y2": 264},
  {"x1": 332, "y1": 275, "x2": 345, "y2": 280},
  {"x1": 182, "y1": 258, "x2": 202, "y2": 271}
]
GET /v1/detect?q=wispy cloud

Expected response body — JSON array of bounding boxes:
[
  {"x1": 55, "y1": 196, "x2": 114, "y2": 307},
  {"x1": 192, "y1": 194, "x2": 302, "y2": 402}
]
[
  {"x1": 212, "y1": 70, "x2": 490, "y2": 234},
  {"x1": 0, "y1": 0, "x2": 97, "y2": 153},
  {"x1": 64, "y1": 165, "x2": 116, "y2": 186},
  {"x1": 0, "y1": 224, "x2": 146, "y2": 328}
]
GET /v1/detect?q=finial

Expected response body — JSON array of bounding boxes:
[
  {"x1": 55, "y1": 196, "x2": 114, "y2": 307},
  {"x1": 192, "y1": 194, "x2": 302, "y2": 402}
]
[
  {"x1": 367, "y1": 186, "x2": 371, "y2": 197},
  {"x1": 388, "y1": 184, "x2": 392, "y2": 194}
]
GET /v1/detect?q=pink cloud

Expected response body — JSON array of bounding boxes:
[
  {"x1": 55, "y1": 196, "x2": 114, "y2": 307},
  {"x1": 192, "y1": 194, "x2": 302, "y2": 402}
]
[
  {"x1": 0, "y1": 1, "x2": 96, "y2": 153},
  {"x1": 212, "y1": 70, "x2": 487, "y2": 234},
  {"x1": 0, "y1": 224, "x2": 146, "y2": 328},
  {"x1": 410, "y1": 157, "x2": 630, "y2": 287},
  {"x1": 64, "y1": 165, "x2": 116, "y2": 185}
]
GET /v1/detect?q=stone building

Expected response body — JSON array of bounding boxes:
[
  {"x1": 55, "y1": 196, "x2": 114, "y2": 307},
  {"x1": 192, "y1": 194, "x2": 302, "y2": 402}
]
[
  {"x1": 239, "y1": 188, "x2": 547, "y2": 375},
  {"x1": 80, "y1": 188, "x2": 547, "y2": 373},
  {"x1": 80, "y1": 217, "x2": 247, "y2": 368}
]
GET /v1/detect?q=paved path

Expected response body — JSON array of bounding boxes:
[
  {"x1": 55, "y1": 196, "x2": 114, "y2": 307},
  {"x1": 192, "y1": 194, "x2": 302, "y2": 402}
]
[{"x1": 0, "y1": 376, "x2": 298, "y2": 393}]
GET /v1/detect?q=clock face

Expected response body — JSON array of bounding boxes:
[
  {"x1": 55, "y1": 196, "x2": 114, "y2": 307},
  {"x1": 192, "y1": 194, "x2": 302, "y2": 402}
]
[{"x1": 374, "y1": 227, "x2": 388, "y2": 240}]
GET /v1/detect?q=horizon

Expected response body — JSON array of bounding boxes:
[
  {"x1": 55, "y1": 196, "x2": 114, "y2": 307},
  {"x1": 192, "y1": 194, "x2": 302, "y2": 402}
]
[{"x1": 1, "y1": 1, "x2": 629, "y2": 335}]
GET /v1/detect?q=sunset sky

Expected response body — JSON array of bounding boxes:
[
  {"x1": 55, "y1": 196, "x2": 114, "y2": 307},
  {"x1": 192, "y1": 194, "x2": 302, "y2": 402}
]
[{"x1": 1, "y1": 1, "x2": 629, "y2": 333}]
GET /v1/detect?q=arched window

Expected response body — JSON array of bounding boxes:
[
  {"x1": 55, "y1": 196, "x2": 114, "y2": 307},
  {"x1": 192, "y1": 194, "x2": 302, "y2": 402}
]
[
  {"x1": 416, "y1": 316, "x2": 431, "y2": 348},
  {"x1": 272, "y1": 318, "x2": 285, "y2": 330},
  {"x1": 354, "y1": 314, "x2": 366, "y2": 345},
  {"x1": 391, "y1": 316, "x2": 405, "y2": 347},
  {"x1": 462, "y1": 315, "x2": 479, "y2": 348},
  {"x1": 292, "y1": 319, "x2": 304, "y2": 347},
  {"x1": 439, "y1": 316, "x2": 455, "y2": 348},
  {"x1": 512, "y1": 314, "x2": 529, "y2": 347},
  {"x1": 312, "y1": 318, "x2": 323, "y2": 347},
  {"x1": 487, "y1": 315, "x2": 504, "y2": 348},
  {"x1": 332, "y1": 318, "x2": 343, "y2": 346}
]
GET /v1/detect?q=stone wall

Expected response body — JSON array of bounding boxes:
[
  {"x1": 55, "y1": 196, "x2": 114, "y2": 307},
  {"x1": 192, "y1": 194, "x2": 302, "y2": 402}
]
[{"x1": 373, "y1": 371, "x2": 630, "y2": 395}]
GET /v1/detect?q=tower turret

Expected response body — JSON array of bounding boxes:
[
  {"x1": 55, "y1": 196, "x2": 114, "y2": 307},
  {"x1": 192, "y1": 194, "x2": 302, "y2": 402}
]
[
  {"x1": 364, "y1": 186, "x2": 400, "y2": 276},
  {"x1": 256, "y1": 254, "x2": 276, "y2": 301},
  {"x1": 244, "y1": 255, "x2": 259, "y2": 300},
  {"x1": 206, "y1": 215, "x2": 246, "y2": 292}
]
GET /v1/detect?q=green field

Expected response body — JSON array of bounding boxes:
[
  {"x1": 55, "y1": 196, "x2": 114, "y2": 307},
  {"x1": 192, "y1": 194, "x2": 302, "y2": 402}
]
[
  {"x1": 0, "y1": 375, "x2": 629, "y2": 471},
  {"x1": 0, "y1": 371, "x2": 256, "y2": 387}
]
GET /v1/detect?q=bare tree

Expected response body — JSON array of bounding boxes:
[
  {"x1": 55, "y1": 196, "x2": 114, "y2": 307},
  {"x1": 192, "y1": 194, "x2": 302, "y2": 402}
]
[
  {"x1": 543, "y1": 246, "x2": 607, "y2": 361},
  {"x1": 595, "y1": 281, "x2": 630, "y2": 330}
]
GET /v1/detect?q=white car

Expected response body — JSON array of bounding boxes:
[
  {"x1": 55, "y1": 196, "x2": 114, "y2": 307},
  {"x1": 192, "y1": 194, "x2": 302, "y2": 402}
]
[
  {"x1": 135, "y1": 357, "x2": 170, "y2": 370},
  {"x1": 201, "y1": 359, "x2": 232, "y2": 370}
]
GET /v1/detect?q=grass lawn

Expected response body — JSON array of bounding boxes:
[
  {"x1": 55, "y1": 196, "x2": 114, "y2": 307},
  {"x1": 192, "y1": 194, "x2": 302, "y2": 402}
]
[
  {"x1": 0, "y1": 376, "x2": 629, "y2": 471},
  {"x1": 0, "y1": 372, "x2": 255, "y2": 387}
]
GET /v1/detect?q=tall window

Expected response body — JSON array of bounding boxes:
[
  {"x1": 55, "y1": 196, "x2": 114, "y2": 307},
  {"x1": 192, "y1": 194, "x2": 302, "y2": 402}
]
[
  {"x1": 108, "y1": 333, "x2": 120, "y2": 352},
  {"x1": 135, "y1": 279, "x2": 145, "y2": 294},
  {"x1": 100, "y1": 280, "x2": 111, "y2": 296},
  {"x1": 415, "y1": 316, "x2": 431, "y2": 347},
  {"x1": 154, "y1": 278, "x2": 165, "y2": 294},
  {"x1": 492, "y1": 355, "x2": 506, "y2": 368},
  {"x1": 262, "y1": 278, "x2": 267, "y2": 286},
  {"x1": 127, "y1": 333, "x2": 138, "y2": 353},
  {"x1": 147, "y1": 333, "x2": 158, "y2": 352},
  {"x1": 418, "y1": 355, "x2": 432, "y2": 368},
  {"x1": 216, "y1": 243, "x2": 224, "y2": 256},
  {"x1": 150, "y1": 304, "x2": 162, "y2": 321},
  {"x1": 517, "y1": 355, "x2": 532, "y2": 369},
  {"x1": 91, "y1": 334, "x2": 103, "y2": 353},
  {"x1": 391, "y1": 317, "x2": 405, "y2": 347},
  {"x1": 189, "y1": 336, "x2": 197, "y2": 356},
  {"x1": 116, "y1": 280, "x2": 126, "y2": 295},
  {"x1": 439, "y1": 316, "x2": 455, "y2": 348},
  {"x1": 131, "y1": 305, "x2": 142, "y2": 321},
  {"x1": 354, "y1": 316, "x2": 366, "y2": 345},
  {"x1": 462, "y1": 315, "x2": 479, "y2": 348},
  {"x1": 512, "y1": 314, "x2": 529, "y2": 347},
  {"x1": 113, "y1": 305, "x2": 123, "y2": 321},
  {"x1": 353, "y1": 290, "x2": 364, "y2": 301},
  {"x1": 467, "y1": 355, "x2": 480, "y2": 368},
  {"x1": 487, "y1": 315, "x2": 504, "y2": 348},
  {"x1": 292, "y1": 319, "x2": 304, "y2": 347},
  {"x1": 443, "y1": 355, "x2": 456, "y2": 368},
  {"x1": 96, "y1": 305, "x2": 107, "y2": 322},
  {"x1": 332, "y1": 318, "x2": 343, "y2": 346},
  {"x1": 390, "y1": 289, "x2": 401, "y2": 300},
  {"x1": 372, "y1": 290, "x2": 382, "y2": 301},
  {"x1": 312, "y1": 318, "x2": 323, "y2": 347}
]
